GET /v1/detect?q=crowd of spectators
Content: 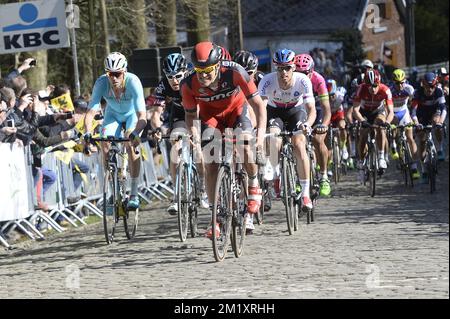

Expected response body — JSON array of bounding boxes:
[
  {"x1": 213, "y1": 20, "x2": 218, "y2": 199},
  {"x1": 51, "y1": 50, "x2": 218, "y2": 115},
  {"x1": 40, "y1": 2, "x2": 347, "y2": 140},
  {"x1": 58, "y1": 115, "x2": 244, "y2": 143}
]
[{"x1": 0, "y1": 58, "x2": 100, "y2": 234}]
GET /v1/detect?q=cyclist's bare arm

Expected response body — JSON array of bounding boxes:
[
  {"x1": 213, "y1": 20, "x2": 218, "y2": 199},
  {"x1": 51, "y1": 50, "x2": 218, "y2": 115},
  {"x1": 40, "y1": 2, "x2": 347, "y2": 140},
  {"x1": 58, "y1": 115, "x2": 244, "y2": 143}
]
[
  {"x1": 185, "y1": 107, "x2": 201, "y2": 143},
  {"x1": 319, "y1": 96, "x2": 332, "y2": 126},
  {"x1": 84, "y1": 108, "x2": 97, "y2": 134},
  {"x1": 133, "y1": 111, "x2": 147, "y2": 135},
  {"x1": 385, "y1": 102, "x2": 394, "y2": 124},
  {"x1": 305, "y1": 101, "x2": 317, "y2": 128},
  {"x1": 149, "y1": 105, "x2": 164, "y2": 129},
  {"x1": 352, "y1": 101, "x2": 365, "y2": 122},
  {"x1": 248, "y1": 94, "x2": 267, "y2": 149}
]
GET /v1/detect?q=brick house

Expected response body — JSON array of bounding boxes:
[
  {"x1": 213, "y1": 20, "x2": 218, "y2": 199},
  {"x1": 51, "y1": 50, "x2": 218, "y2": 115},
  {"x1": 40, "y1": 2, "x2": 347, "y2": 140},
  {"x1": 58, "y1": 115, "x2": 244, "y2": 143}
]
[
  {"x1": 361, "y1": 0, "x2": 407, "y2": 68},
  {"x1": 241, "y1": 0, "x2": 408, "y2": 69}
]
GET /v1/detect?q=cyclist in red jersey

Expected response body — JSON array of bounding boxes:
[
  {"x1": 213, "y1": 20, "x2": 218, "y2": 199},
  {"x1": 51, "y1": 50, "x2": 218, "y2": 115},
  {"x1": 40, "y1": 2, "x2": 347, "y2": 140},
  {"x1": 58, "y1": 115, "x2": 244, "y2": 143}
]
[
  {"x1": 353, "y1": 69, "x2": 394, "y2": 175},
  {"x1": 181, "y1": 42, "x2": 267, "y2": 239}
]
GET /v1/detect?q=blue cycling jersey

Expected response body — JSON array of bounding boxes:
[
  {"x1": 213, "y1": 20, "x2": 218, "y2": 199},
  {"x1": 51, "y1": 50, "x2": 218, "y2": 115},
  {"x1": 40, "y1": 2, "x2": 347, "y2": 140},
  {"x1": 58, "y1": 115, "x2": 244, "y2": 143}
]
[{"x1": 88, "y1": 72, "x2": 146, "y2": 114}]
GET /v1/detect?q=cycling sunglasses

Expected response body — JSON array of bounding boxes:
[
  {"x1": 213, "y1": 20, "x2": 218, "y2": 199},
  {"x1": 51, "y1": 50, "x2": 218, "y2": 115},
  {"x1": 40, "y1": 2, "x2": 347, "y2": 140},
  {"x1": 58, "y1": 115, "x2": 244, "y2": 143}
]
[
  {"x1": 107, "y1": 71, "x2": 124, "y2": 78},
  {"x1": 166, "y1": 72, "x2": 184, "y2": 80},
  {"x1": 195, "y1": 63, "x2": 218, "y2": 74},
  {"x1": 277, "y1": 65, "x2": 293, "y2": 73},
  {"x1": 394, "y1": 80, "x2": 406, "y2": 85}
]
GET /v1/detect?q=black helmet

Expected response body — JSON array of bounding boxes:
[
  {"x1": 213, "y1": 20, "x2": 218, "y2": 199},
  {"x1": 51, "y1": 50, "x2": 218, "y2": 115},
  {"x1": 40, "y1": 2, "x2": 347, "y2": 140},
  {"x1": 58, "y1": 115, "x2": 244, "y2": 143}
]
[
  {"x1": 74, "y1": 98, "x2": 88, "y2": 110},
  {"x1": 233, "y1": 50, "x2": 259, "y2": 71},
  {"x1": 162, "y1": 53, "x2": 187, "y2": 75}
]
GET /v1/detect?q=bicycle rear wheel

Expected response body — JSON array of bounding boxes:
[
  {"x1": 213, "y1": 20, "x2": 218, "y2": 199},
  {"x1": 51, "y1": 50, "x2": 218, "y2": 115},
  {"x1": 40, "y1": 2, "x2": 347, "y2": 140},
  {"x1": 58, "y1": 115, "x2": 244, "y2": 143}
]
[
  {"x1": 103, "y1": 170, "x2": 118, "y2": 244},
  {"x1": 281, "y1": 157, "x2": 295, "y2": 234},
  {"x1": 212, "y1": 166, "x2": 232, "y2": 262},
  {"x1": 231, "y1": 169, "x2": 248, "y2": 258},
  {"x1": 427, "y1": 152, "x2": 437, "y2": 193},
  {"x1": 255, "y1": 170, "x2": 264, "y2": 225},
  {"x1": 176, "y1": 163, "x2": 189, "y2": 242}
]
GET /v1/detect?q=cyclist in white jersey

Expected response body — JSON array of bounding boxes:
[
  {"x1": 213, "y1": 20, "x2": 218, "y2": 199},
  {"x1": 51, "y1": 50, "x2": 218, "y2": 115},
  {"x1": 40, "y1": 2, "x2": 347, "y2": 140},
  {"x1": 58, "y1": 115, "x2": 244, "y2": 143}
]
[
  {"x1": 389, "y1": 69, "x2": 420, "y2": 179},
  {"x1": 258, "y1": 49, "x2": 316, "y2": 211},
  {"x1": 84, "y1": 52, "x2": 147, "y2": 210}
]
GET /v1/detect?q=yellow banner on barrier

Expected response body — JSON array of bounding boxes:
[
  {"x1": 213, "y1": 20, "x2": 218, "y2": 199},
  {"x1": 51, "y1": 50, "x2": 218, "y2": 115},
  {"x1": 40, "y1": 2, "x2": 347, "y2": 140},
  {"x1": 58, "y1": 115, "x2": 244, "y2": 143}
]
[
  {"x1": 54, "y1": 148, "x2": 75, "y2": 165},
  {"x1": 51, "y1": 92, "x2": 74, "y2": 112},
  {"x1": 75, "y1": 117, "x2": 99, "y2": 135}
]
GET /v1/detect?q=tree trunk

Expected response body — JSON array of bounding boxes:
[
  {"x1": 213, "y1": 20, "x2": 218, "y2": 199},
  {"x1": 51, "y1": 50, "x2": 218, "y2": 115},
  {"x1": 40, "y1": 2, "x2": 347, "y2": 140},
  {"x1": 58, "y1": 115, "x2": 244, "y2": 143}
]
[
  {"x1": 129, "y1": 0, "x2": 149, "y2": 49},
  {"x1": 100, "y1": 0, "x2": 110, "y2": 55},
  {"x1": 27, "y1": 50, "x2": 48, "y2": 90},
  {"x1": 155, "y1": 0, "x2": 177, "y2": 47},
  {"x1": 185, "y1": 0, "x2": 211, "y2": 46}
]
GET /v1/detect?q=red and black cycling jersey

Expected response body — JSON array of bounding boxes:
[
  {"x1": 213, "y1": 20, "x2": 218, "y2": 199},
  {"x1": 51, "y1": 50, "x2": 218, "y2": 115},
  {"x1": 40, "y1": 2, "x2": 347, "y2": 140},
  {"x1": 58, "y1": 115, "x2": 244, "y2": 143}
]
[
  {"x1": 181, "y1": 60, "x2": 258, "y2": 127},
  {"x1": 353, "y1": 83, "x2": 393, "y2": 112}
]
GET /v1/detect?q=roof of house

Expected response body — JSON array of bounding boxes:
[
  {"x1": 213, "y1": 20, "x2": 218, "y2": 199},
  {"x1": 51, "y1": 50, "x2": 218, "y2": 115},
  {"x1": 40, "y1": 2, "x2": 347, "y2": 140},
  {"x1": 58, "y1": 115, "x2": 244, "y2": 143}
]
[{"x1": 242, "y1": 0, "x2": 369, "y2": 37}]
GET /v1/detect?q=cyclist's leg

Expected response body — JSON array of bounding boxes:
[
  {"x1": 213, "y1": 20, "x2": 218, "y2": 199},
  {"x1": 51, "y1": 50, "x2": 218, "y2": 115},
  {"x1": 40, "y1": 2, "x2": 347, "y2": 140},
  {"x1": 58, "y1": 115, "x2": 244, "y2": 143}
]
[
  {"x1": 234, "y1": 105, "x2": 261, "y2": 215},
  {"x1": 100, "y1": 108, "x2": 122, "y2": 168},
  {"x1": 285, "y1": 107, "x2": 311, "y2": 206},
  {"x1": 432, "y1": 112, "x2": 445, "y2": 160},
  {"x1": 124, "y1": 112, "x2": 141, "y2": 208},
  {"x1": 374, "y1": 110, "x2": 388, "y2": 169}
]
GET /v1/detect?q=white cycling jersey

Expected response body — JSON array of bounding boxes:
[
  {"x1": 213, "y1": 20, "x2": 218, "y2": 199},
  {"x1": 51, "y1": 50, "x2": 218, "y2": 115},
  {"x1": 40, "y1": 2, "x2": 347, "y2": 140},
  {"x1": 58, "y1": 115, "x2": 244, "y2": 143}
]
[
  {"x1": 389, "y1": 83, "x2": 415, "y2": 112},
  {"x1": 258, "y1": 72, "x2": 314, "y2": 108},
  {"x1": 330, "y1": 86, "x2": 347, "y2": 113}
]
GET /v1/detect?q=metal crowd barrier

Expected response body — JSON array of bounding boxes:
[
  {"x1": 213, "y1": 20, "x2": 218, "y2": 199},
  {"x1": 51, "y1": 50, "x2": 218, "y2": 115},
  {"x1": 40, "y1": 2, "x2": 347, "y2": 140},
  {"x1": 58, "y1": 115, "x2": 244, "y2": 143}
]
[{"x1": 1, "y1": 140, "x2": 174, "y2": 249}]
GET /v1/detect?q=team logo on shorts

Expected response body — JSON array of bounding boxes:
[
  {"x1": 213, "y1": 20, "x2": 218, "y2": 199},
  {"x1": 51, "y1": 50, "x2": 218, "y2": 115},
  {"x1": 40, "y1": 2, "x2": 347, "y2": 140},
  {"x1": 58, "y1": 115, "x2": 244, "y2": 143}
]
[{"x1": 294, "y1": 91, "x2": 300, "y2": 97}]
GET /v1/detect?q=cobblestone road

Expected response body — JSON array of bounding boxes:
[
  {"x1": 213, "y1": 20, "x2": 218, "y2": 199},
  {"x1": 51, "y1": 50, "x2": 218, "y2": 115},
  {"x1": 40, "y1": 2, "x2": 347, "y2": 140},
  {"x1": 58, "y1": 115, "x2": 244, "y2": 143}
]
[{"x1": 0, "y1": 162, "x2": 448, "y2": 299}]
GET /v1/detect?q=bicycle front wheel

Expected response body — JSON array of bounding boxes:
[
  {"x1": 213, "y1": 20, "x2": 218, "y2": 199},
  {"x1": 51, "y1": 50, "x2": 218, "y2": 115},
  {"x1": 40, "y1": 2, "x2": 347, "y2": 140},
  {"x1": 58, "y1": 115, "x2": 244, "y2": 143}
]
[
  {"x1": 212, "y1": 166, "x2": 232, "y2": 262},
  {"x1": 189, "y1": 166, "x2": 200, "y2": 238},
  {"x1": 368, "y1": 147, "x2": 377, "y2": 197},
  {"x1": 231, "y1": 169, "x2": 248, "y2": 258},
  {"x1": 176, "y1": 163, "x2": 189, "y2": 242},
  {"x1": 332, "y1": 139, "x2": 340, "y2": 184},
  {"x1": 281, "y1": 157, "x2": 295, "y2": 235},
  {"x1": 103, "y1": 170, "x2": 118, "y2": 244}
]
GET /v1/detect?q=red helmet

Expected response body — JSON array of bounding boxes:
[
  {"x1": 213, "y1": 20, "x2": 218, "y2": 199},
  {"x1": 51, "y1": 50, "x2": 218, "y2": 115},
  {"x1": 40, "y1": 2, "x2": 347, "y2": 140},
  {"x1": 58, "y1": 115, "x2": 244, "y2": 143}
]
[
  {"x1": 295, "y1": 54, "x2": 314, "y2": 73},
  {"x1": 364, "y1": 69, "x2": 381, "y2": 86},
  {"x1": 218, "y1": 46, "x2": 232, "y2": 61},
  {"x1": 191, "y1": 42, "x2": 221, "y2": 67}
]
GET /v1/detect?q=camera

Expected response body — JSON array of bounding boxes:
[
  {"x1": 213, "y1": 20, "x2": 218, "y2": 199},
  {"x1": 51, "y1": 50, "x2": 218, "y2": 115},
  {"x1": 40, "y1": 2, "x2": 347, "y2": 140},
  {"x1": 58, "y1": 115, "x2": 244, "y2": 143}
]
[{"x1": 6, "y1": 119, "x2": 15, "y2": 128}]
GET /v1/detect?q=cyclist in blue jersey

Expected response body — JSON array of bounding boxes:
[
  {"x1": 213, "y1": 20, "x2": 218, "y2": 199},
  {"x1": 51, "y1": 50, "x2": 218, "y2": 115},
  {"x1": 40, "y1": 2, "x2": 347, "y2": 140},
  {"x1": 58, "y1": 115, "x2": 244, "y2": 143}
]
[{"x1": 83, "y1": 52, "x2": 147, "y2": 210}]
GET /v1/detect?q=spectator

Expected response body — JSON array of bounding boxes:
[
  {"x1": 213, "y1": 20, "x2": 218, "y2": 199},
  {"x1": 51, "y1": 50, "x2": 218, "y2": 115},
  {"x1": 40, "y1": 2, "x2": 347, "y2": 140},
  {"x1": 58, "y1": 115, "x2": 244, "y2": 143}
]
[{"x1": 0, "y1": 86, "x2": 16, "y2": 109}]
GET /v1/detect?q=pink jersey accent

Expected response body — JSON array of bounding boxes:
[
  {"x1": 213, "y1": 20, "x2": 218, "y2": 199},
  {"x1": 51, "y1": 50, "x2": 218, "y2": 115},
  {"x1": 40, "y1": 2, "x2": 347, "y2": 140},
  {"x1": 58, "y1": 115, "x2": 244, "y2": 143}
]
[{"x1": 310, "y1": 71, "x2": 328, "y2": 98}]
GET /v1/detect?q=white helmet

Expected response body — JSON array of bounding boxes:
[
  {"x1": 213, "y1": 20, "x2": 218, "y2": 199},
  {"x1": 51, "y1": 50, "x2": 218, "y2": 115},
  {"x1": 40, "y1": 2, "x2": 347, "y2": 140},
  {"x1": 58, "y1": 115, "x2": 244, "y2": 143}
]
[
  {"x1": 360, "y1": 59, "x2": 374, "y2": 69},
  {"x1": 104, "y1": 52, "x2": 128, "y2": 72}
]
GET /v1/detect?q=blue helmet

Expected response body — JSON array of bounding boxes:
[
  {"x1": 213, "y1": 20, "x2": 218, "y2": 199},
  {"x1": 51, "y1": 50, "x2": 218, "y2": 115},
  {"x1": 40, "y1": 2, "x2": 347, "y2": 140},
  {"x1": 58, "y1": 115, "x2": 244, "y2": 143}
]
[
  {"x1": 423, "y1": 72, "x2": 437, "y2": 86},
  {"x1": 273, "y1": 49, "x2": 296, "y2": 66},
  {"x1": 162, "y1": 53, "x2": 187, "y2": 75}
]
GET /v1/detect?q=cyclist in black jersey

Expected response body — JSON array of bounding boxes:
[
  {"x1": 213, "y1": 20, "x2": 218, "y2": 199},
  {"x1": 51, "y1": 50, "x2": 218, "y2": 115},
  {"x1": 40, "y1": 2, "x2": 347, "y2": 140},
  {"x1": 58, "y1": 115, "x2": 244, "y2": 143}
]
[{"x1": 148, "y1": 53, "x2": 208, "y2": 213}]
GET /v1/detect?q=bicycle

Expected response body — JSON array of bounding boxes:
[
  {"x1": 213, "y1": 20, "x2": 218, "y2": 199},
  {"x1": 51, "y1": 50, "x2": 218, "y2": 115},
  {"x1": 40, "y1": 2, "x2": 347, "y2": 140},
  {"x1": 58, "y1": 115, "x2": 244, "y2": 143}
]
[
  {"x1": 255, "y1": 159, "x2": 269, "y2": 225},
  {"x1": 394, "y1": 124, "x2": 416, "y2": 188},
  {"x1": 171, "y1": 132, "x2": 201, "y2": 242},
  {"x1": 267, "y1": 130, "x2": 300, "y2": 234},
  {"x1": 210, "y1": 129, "x2": 248, "y2": 262},
  {"x1": 360, "y1": 123, "x2": 386, "y2": 197},
  {"x1": 90, "y1": 136, "x2": 139, "y2": 244}
]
